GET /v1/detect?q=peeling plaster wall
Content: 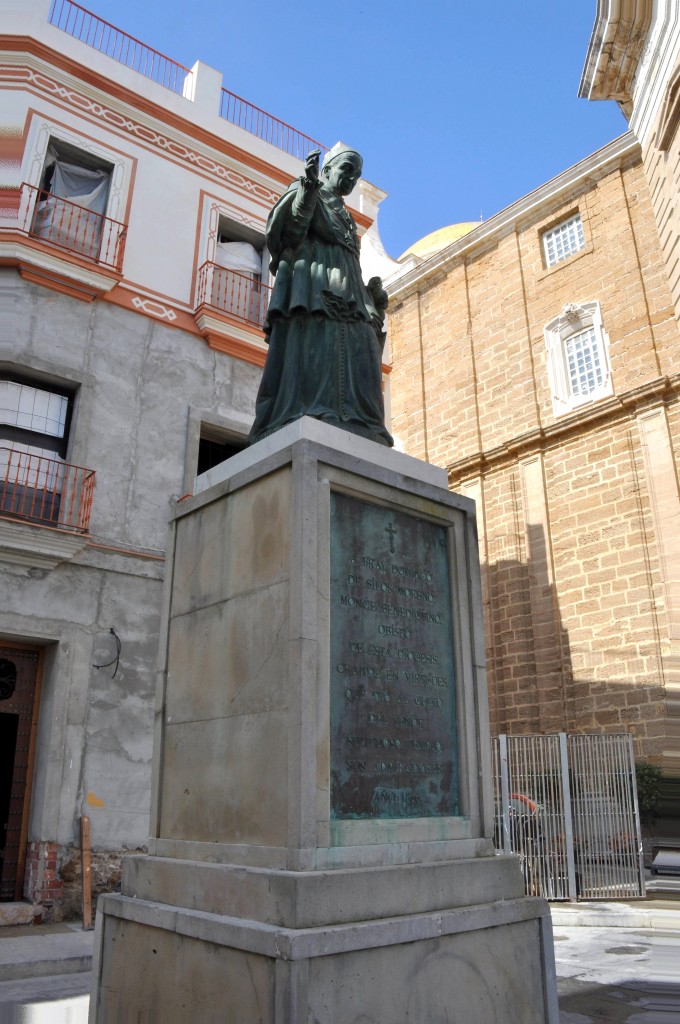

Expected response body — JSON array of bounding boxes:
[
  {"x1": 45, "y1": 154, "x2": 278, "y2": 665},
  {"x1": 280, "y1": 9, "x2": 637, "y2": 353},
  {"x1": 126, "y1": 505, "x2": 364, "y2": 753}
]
[{"x1": 1, "y1": 269, "x2": 261, "y2": 866}]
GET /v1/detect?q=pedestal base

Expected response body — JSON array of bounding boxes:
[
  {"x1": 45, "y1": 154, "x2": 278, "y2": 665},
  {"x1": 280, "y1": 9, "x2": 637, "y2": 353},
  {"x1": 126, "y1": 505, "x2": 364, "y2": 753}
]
[
  {"x1": 90, "y1": 420, "x2": 558, "y2": 1022},
  {"x1": 92, "y1": 856, "x2": 558, "y2": 1023}
]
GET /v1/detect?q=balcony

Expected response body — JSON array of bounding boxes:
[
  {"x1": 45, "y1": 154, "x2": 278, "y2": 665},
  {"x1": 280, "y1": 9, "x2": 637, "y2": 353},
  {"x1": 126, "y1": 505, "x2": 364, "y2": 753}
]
[
  {"x1": 197, "y1": 262, "x2": 271, "y2": 327},
  {"x1": 20, "y1": 183, "x2": 126, "y2": 271},
  {"x1": 1, "y1": 183, "x2": 128, "y2": 301},
  {"x1": 0, "y1": 447, "x2": 95, "y2": 570},
  {"x1": 194, "y1": 262, "x2": 272, "y2": 365}
]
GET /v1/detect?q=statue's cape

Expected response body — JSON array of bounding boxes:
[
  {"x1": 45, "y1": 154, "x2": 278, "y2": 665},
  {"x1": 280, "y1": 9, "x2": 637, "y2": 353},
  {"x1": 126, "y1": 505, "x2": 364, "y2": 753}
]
[{"x1": 264, "y1": 181, "x2": 379, "y2": 330}]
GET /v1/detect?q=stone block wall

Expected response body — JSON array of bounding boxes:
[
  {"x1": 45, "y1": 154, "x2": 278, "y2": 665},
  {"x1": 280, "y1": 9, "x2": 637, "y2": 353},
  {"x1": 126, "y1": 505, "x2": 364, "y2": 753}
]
[{"x1": 388, "y1": 149, "x2": 679, "y2": 771}]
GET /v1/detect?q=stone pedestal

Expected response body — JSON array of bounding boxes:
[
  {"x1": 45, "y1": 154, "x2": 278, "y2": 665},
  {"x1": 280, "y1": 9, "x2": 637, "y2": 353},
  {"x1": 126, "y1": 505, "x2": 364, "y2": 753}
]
[{"x1": 91, "y1": 418, "x2": 558, "y2": 1023}]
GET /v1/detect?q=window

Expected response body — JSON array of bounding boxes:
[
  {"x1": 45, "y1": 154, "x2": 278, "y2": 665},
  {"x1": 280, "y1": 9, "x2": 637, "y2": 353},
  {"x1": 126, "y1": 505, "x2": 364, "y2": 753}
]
[
  {"x1": 542, "y1": 214, "x2": 585, "y2": 268},
  {"x1": 544, "y1": 302, "x2": 613, "y2": 415},
  {"x1": 196, "y1": 207, "x2": 271, "y2": 329},
  {"x1": 564, "y1": 326, "x2": 605, "y2": 398},
  {"x1": 0, "y1": 376, "x2": 75, "y2": 525},
  {"x1": 197, "y1": 431, "x2": 246, "y2": 476},
  {"x1": 31, "y1": 139, "x2": 114, "y2": 261}
]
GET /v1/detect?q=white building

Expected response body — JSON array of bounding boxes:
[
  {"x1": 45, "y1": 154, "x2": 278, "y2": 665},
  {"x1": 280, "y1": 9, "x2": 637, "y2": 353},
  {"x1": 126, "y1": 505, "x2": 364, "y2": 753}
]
[{"x1": 0, "y1": 0, "x2": 389, "y2": 917}]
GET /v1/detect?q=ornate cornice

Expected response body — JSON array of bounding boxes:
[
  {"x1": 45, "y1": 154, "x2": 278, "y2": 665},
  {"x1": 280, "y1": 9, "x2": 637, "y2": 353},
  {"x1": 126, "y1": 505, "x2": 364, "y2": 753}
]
[
  {"x1": 579, "y1": 1, "x2": 653, "y2": 107},
  {"x1": 447, "y1": 374, "x2": 680, "y2": 481}
]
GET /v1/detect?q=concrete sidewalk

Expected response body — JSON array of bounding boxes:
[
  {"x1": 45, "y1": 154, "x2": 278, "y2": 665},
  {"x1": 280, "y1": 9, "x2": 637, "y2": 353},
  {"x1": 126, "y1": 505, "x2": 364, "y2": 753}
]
[
  {"x1": 0, "y1": 922, "x2": 93, "y2": 1023},
  {"x1": 550, "y1": 896, "x2": 680, "y2": 930},
  {"x1": 0, "y1": 922, "x2": 93, "y2": 982},
  {"x1": 0, "y1": 895, "x2": 677, "y2": 1022}
]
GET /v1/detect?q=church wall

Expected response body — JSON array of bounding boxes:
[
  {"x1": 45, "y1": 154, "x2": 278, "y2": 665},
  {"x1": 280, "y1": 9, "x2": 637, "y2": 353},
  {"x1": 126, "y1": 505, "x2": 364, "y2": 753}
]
[{"x1": 388, "y1": 148, "x2": 679, "y2": 770}]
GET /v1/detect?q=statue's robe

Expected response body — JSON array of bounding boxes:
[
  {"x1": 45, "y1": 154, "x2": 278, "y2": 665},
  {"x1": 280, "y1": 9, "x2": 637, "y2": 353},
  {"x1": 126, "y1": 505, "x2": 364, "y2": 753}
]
[{"x1": 248, "y1": 178, "x2": 393, "y2": 447}]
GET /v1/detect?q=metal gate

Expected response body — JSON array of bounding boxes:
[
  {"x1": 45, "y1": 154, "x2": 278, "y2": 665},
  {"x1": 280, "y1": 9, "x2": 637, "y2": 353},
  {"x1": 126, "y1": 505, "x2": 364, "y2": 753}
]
[{"x1": 492, "y1": 733, "x2": 645, "y2": 901}]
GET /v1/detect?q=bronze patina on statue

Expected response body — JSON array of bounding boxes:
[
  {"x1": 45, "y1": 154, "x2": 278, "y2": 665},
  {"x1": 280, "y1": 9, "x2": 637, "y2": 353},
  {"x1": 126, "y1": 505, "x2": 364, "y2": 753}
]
[{"x1": 248, "y1": 143, "x2": 393, "y2": 447}]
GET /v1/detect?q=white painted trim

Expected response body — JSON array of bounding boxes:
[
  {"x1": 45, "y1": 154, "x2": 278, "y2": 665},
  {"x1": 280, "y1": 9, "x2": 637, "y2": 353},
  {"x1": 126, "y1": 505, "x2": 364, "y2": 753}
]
[
  {"x1": 579, "y1": 1, "x2": 680, "y2": 146},
  {"x1": 544, "y1": 301, "x2": 613, "y2": 416},
  {"x1": 23, "y1": 115, "x2": 132, "y2": 227},
  {"x1": 0, "y1": 517, "x2": 88, "y2": 570},
  {"x1": 629, "y1": 1, "x2": 680, "y2": 143}
]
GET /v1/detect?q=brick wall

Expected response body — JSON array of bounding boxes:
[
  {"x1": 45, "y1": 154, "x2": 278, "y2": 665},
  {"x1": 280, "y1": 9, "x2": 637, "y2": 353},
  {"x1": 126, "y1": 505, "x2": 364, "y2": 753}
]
[
  {"x1": 388, "y1": 150, "x2": 679, "y2": 770},
  {"x1": 24, "y1": 841, "x2": 64, "y2": 913}
]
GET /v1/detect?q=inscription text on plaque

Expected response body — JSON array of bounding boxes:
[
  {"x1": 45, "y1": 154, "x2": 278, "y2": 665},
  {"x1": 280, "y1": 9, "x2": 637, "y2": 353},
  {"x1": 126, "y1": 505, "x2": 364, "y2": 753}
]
[{"x1": 330, "y1": 493, "x2": 459, "y2": 819}]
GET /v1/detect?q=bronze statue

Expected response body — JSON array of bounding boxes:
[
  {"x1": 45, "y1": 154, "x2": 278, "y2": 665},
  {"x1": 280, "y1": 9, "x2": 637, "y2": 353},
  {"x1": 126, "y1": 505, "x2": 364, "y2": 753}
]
[{"x1": 248, "y1": 143, "x2": 393, "y2": 447}]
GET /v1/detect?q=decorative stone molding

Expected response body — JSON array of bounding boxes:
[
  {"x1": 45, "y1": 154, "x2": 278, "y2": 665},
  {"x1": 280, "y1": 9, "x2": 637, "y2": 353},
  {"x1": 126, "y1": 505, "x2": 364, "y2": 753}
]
[
  {"x1": 0, "y1": 518, "x2": 88, "y2": 570},
  {"x1": 578, "y1": 0, "x2": 654, "y2": 107}
]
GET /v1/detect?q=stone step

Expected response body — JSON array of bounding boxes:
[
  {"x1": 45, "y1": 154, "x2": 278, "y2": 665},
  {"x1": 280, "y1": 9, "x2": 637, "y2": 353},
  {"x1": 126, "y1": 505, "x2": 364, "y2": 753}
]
[
  {"x1": 0, "y1": 924, "x2": 93, "y2": 983},
  {"x1": 0, "y1": 905, "x2": 39, "y2": 928}
]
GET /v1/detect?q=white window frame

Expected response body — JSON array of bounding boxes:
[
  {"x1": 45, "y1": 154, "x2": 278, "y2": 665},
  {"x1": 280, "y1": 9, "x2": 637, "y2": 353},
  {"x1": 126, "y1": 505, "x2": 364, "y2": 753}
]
[
  {"x1": 542, "y1": 213, "x2": 586, "y2": 268},
  {"x1": 544, "y1": 301, "x2": 613, "y2": 416},
  {"x1": 23, "y1": 118, "x2": 131, "y2": 227}
]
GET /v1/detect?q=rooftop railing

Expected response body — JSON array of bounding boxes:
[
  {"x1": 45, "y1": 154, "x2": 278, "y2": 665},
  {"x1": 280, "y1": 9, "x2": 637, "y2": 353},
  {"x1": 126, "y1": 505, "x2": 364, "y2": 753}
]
[
  {"x1": 219, "y1": 89, "x2": 327, "y2": 162},
  {"x1": 48, "y1": 0, "x2": 190, "y2": 94},
  {"x1": 0, "y1": 448, "x2": 96, "y2": 533},
  {"x1": 197, "y1": 262, "x2": 272, "y2": 328},
  {"x1": 16, "y1": 183, "x2": 127, "y2": 272},
  {"x1": 47, "y1": 0, "x2": 326, "y2": 160}
]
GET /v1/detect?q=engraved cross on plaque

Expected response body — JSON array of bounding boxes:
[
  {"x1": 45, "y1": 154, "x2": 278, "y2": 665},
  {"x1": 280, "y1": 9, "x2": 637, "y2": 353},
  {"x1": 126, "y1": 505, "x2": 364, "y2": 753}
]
[{"x1": 385, "y1": 522, "x2": 397, "y2": 554}]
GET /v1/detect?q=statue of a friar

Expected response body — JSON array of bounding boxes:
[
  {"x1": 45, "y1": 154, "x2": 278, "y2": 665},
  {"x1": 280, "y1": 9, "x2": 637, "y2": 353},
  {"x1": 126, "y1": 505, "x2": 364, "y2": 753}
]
[{"x1": 248, "y1": 143, "x2": 393, "y2": 447}]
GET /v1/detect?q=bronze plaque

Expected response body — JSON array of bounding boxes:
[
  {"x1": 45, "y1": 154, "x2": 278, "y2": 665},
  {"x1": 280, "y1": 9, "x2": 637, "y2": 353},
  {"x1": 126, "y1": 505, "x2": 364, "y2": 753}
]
[{"x1": 330, "y1": 493, "x2": 459, "y2": 819}]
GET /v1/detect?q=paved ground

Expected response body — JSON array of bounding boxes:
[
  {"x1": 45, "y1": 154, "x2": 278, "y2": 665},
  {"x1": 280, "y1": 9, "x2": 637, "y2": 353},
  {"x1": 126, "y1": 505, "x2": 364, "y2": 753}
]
[
  {"x1": 0, "y1": 894, "x2": 678, "y2": 1022},
  {"x1": 554, "y1": 921, "x2": 679, "y2": 1023}
]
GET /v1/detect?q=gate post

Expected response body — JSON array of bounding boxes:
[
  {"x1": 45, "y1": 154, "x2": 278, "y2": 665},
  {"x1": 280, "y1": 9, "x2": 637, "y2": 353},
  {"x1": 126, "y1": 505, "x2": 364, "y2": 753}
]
[
  {"x1": 559, "y1": 733, "x2": 578, "y2": 901},
  {"x1": 499, "y1": 734, "x2": 513, "y2": 855},
  {"x1": 628, "y1": 734, "x2": 647, "y2": 895}
]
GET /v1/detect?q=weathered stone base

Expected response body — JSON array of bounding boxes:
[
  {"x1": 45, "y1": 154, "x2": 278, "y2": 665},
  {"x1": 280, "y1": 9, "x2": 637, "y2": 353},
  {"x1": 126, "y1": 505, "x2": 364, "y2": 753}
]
[{"x1": 91, "y1": 856, "x2": 558, "y2": 1023}]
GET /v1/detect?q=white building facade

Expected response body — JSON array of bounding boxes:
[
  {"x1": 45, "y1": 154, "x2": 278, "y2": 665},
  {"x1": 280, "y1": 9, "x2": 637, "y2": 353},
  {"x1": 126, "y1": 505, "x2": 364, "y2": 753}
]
[{"x1": 0, "y1": 0, "x2": 388, "y2": 917}]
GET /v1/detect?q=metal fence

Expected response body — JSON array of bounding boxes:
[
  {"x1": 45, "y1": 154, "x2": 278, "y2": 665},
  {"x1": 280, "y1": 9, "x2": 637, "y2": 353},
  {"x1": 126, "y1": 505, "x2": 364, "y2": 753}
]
[
  {"x1": 49, "y1": 0, "x2": 326, "y2": 160},
  {"x1": 219, "y1": 89, "x2": 327, "y2": 162},
  {"x1": 0, "y1": 448, "x2": 96, "y2": 533},
  {"x1": 493, "y1": 733, "x2": 645, "y2": 901},
  {"x1": 49, "y1": 0, "x2": 190, "y2": 94},
  {"x1": 20, "y1": 183, "x2": 127, "y2": 271}
]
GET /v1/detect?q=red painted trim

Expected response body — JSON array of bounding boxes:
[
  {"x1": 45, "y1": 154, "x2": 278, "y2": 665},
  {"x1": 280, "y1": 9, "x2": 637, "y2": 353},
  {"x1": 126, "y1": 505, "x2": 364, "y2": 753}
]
[{"x1": 2, "y1": 36, "x2": 296, "y2": 187}]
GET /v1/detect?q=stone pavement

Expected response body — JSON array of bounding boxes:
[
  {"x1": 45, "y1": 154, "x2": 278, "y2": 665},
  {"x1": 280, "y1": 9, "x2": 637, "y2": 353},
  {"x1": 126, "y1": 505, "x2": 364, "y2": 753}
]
[
  {"x1": 0, "y1": 922, "x2": 92, "y2": 1023},
  {"x1": 0, "y1": 898, "x2": 677, "y2": 1022}
]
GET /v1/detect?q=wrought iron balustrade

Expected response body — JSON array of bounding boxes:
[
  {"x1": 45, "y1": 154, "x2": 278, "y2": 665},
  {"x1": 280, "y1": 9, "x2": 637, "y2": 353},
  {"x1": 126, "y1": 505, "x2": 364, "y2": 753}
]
[
  {"x1": 197, "y1": 262, "x2": 271, "y2": 328},
  {"x1": 48, "y1": 0, "x2": 190, "y2": 94},
  {"x1": 48, "y1": 0, "x2": 326, "y2": 159},
  {"x1": 0, "y1": 447, "x2": 95, "y2": 533},
  {"x1": 15, "y1": 183, "x2": 127, "y2": 271},
  {"x1": 219, "y1": 89, "x2": 326, "y2": 161}
]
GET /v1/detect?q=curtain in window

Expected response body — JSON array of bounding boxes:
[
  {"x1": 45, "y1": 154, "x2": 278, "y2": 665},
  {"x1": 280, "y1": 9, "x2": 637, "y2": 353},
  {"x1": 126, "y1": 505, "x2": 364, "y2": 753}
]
[{"x1": 32, "y1": 149, "x2": 111, "y2": 260}]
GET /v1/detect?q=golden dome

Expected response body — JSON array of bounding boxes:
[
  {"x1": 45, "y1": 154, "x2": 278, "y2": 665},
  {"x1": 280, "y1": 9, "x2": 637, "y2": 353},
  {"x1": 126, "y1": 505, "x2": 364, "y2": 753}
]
[{"x1": 399, "y1": 222, "x2": 480, "y2": 262}]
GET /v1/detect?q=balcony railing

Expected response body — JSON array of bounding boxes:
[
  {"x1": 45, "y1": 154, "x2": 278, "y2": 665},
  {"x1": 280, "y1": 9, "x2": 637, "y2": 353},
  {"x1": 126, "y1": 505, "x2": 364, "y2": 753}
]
[
  {"x1": 0, "y1": 448, "x2": 96, "y2": 533},
  {"x1": 48, "y1": 0, "x2": 326, "y2": 160},
  {"x1": 16, "y1": 183, "x2": 127, "y2": 272},
  {"x1": 197, "y1": 262, "x2": 272, "y2": 328},
  {"x1": 48, "y1": 0, "x2": 190, "y2": 94}
]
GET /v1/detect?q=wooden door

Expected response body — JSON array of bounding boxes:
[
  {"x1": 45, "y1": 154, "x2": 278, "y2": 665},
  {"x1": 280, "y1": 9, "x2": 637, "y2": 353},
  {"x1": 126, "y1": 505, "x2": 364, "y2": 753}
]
[{"x1": 0, "y1": 645, "x2": 43, "y2": 901}]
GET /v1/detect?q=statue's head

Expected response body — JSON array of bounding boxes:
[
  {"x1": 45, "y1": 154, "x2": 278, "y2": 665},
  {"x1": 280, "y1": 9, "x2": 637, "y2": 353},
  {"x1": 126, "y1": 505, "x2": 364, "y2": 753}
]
[{"x1": 321, "y1": 142, "x2": 363, "y2": 197}]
